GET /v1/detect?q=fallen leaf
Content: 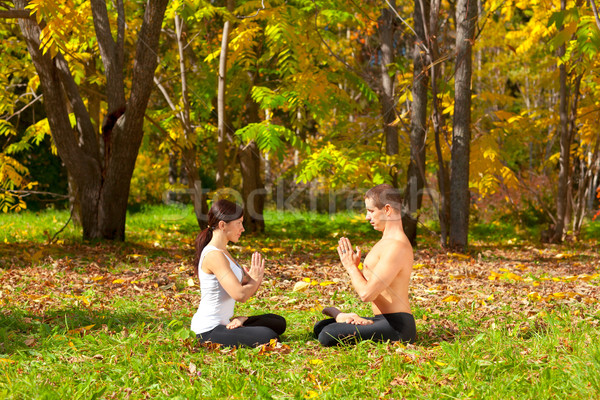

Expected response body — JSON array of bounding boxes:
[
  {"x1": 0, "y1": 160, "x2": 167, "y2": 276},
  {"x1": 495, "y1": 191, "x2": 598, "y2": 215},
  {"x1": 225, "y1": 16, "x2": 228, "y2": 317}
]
[
  {"x1": 442, "y1": 295, "x2": 460, "y2": 302},
  {"x1": 293, "y1": 281, "x2": 311, "y2": 292},
  {"x1": 319, "y1": 281, "x2": 335, "y2": 286},
  {"x1": 528, "y1": 292, "x2": 542, "y2": 302},
  {"x1": 448, "y1": 252, "x2": 470, "y2": 260}
]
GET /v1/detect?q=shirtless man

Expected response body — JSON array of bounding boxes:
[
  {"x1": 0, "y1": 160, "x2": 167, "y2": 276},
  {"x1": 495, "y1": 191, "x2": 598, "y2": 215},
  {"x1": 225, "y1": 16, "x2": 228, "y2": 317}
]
[{"x1": 314, "y1": 184, "x2": 416, "y2": 346}]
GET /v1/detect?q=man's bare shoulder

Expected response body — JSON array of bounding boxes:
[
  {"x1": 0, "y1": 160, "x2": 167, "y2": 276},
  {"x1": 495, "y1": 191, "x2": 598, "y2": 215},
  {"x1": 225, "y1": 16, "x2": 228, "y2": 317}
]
[{"x1": 372, "y1": 236, "x2": 413, "y2": 256}]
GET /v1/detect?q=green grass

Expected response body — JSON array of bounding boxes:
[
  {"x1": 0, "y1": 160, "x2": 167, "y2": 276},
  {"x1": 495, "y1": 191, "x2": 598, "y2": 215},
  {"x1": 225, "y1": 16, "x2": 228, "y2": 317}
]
[
  {"x1": 3, "y1": 304, "x2": 599, "y2": 398},
  {"x1": 0, "y1": 205, "x2": 381, "y2": 244},
  {"x1": 582, "y1": 218, "x2": 600, "y2": 241},
  {"x1": 4, "y1": 204, "x2": 596, "y2": 245},
  {"x1": 1, "y1": 206, "x2": 599, "y2": 399}
]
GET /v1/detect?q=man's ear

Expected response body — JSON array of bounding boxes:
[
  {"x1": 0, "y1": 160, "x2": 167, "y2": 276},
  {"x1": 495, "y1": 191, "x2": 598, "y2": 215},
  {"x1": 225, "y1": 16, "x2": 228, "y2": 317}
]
[{"x1": 384, "y1": 204, "x2": 393, "y2": 216}]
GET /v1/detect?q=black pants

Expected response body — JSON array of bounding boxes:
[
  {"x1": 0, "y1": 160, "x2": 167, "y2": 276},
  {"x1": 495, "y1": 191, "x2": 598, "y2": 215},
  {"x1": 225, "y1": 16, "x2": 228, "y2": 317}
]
[
  {"x1": 197, "y1": 313, "x2": 286, "y2": 348},
  {"x1": 313, "y1": 313, "x2": 416, "y2": 347}
]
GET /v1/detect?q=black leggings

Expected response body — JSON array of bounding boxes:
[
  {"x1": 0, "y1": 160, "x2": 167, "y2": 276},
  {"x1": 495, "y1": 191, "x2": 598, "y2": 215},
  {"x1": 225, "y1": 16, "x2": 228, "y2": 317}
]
[
  {"x1": 197, "y1": 313, "x2": 286, "y2": 348},
  {"x1": 314, "y1": 313, "x2": 416, "y2": 347}
]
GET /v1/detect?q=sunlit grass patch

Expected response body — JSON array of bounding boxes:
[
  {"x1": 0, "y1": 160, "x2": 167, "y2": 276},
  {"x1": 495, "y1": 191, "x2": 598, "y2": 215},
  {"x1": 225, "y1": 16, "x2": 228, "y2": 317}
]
[{"x1": 582, "y1": 218, "x2": 600, "y2": 241}]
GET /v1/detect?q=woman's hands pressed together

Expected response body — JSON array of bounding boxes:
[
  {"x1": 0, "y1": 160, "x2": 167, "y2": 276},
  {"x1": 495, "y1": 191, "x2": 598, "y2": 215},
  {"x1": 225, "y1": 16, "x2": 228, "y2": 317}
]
[{"x1": 244, "y1": 252, "x2": 265, "y2": 284}]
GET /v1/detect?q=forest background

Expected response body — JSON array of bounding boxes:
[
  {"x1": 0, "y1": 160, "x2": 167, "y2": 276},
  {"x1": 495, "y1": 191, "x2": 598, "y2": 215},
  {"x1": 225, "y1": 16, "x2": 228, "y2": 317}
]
[
  {"x1": 0, "y1": 0, "x2": 598, "y2": 248},
  {"x1": 1, "y1": 1, "x2": 600, "y2": 398}
]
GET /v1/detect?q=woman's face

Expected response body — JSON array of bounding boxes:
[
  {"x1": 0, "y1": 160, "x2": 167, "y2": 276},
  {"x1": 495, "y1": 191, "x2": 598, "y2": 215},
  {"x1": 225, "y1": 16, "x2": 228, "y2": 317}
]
[{"x1": 224, "y1": 217, "x2": 245, "y2": 242}]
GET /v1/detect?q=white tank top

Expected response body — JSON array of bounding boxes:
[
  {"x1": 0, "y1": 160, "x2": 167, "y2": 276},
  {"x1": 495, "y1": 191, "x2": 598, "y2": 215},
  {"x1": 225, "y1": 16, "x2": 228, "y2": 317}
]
[{"x1": 190, "y1": 245, "x2": 243, "y2": 334}]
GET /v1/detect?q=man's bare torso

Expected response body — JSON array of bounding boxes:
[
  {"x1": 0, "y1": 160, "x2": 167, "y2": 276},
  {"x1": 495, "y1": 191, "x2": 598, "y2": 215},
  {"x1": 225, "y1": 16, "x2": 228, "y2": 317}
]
[{"x1": 362, "y1": 237, "x2": 413, "y2": 315}]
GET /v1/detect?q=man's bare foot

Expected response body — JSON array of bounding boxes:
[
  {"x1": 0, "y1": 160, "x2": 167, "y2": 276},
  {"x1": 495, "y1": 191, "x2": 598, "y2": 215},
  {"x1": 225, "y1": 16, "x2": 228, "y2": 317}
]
[{"x1": 336, "y1": 312, "x2": 374, "y2": 325}]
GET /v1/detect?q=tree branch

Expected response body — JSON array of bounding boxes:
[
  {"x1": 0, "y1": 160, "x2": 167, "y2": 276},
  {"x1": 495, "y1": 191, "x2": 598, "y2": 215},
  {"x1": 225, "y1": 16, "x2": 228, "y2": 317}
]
[
  {"x1": 144, "y1": 113, "x2": 184, "y2": 153},
  {"x1": 90, "y1": 0, "x2": 126, "y2": 110},
  {"x1": 1, "y1": 189, "x2": 69, "y2": 199},
  {"x1": 590, "y1": 0, "x2": 600, "y2": 31},
  {"x1": 311, "y1": 0, "x2": 365, "y2": 79},
  {"x1": 236, "y1": 0, "x2": 265, "y2": 19},
  {"x1": 153, "y1": 76, "x2": 179, "y2": 113},
  {"x1": 0, "y1": 9, "x2": 33, "y2": 19},
  {"x1": 4, "y1": 93, "x2": 43, "y2": 121},
  {"x1": 54, "y1": 52, "x2": 101, "y2": 161}
]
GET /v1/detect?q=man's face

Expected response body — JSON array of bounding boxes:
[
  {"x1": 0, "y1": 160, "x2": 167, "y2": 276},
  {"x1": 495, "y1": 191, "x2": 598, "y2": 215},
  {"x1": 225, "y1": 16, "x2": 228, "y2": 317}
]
[{"x1": 365, "y1": 198, "x2": 386, "y2": 231}]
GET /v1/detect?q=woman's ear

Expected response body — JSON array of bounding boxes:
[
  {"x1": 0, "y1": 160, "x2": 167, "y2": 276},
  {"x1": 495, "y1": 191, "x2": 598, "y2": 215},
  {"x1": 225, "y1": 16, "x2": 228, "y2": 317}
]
[{"x1": 218, "y1": 220, "x2": 226, "y2": 230}]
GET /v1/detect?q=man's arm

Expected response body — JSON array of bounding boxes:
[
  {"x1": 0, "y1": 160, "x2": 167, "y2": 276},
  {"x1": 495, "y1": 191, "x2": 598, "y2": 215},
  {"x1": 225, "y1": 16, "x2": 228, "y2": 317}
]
[
  {"x1": 322, "y1": 306, "x2": 342, "y2": 319},
  {"x1": 341, "y1": 242, "x2": 409, "y2": 302}
]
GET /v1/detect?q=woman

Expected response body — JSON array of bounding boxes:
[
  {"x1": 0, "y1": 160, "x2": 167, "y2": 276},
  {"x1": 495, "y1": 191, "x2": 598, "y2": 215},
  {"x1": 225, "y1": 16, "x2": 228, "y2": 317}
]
[{"x1": 191, "y1": 199, "x2": 286, "y2": 347}]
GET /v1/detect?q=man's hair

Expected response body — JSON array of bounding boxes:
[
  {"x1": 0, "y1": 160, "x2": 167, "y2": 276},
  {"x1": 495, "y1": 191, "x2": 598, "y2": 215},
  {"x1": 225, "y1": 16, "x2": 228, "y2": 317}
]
[{"x1": 365, "y1": 184, "x2": 403, "y2": 212}]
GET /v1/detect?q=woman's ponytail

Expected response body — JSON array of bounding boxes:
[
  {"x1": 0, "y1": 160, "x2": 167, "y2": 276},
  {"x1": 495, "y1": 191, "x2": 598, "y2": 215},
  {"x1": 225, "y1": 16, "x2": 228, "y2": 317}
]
[{"x1": 194, "y1": 227, "x2": 213, "y2": 274}]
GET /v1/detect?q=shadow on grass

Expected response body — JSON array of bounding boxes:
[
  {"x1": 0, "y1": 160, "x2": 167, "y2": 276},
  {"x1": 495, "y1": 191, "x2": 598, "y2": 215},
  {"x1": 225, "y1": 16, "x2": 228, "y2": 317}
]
[
  {"x1": 413, "y1": 317, "x2": 476, "y2": 347},
  {"x1": 0, "y1": 306, "x2": 167, "y2": 355},
  {"x1": 0, "y1": 241, "x2": 185, "y2": 271},
  {"x1": 466, "y1": 242, "x2": 599, "y2": 265}
]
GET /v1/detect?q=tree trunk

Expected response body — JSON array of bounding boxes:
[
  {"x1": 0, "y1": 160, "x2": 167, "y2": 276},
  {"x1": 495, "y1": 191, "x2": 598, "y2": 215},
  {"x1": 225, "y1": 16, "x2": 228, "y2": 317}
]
[
  {"x1": 428, "y1": 0, "x2": 451, "y2": 247},
  {"x1": 566, "y1": 74, "x2": 585, "y2": 236},
  {"x1": 589, "y1": 156, "x2": 600, "y2": 212},
  {"x1": 449, "y1": 0, "x2": 477, "y2": 251},
  {"x1": 16, "y1": 0, "x2": 169, "y2": 240},
  {"x1": 379, "y1": 2, "x2": 398, "y2": 158},
  {"x1": 239, "y1": 99, "x2": 265, "y2": 233},
  {"x1": 404, "y1": 0, "x2": 431, "y2": 246},
  {"x1": 67, "y1": 172, "x2": 82, "y2": 226},
  {"x1": 217, "y1": 0, "x2": 235, "y2": 188},
  {"x1": 551, "y1": 0, "x2": 570, "y2": 243},
  {"x1": 175, "y1": 14, "x2": 208, "y2": 226}
]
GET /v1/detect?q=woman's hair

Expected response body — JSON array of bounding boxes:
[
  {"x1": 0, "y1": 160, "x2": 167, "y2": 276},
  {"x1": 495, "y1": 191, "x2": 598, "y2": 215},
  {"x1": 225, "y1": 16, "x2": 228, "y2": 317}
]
[
  {"x1": 364, "y1": 184, "x2": 403, "y2": 212},
  {"x1": 193, "y1": 199, "x2": 244, "y2": 272}
]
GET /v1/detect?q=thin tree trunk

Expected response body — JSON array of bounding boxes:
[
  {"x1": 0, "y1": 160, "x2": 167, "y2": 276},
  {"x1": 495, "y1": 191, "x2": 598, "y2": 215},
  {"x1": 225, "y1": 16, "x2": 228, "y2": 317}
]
[
  {"x1": 566, "y1": 74, "x2": 582, "y2": 236},
  {"x1": 573, "y1": 156, "x2": 588, "y2": 235},
  {"x1": 175, "y1": 13, "x2": 208, "y2": 225},
  {"x1": 240, "y1": 99, "x2": 265, "y2": 233},
  {"x1": 428, "y1": 0, "x2": 450, "y2": 247},
  {"x1": 589, "y1": 155, "x2": 600, "y2": 211},
  {"x1": 590, "y1": 0, "x2": 600, "y2": 30},
  {"x1": 449, "y1": 0, "x2": 477, "y2": 251},
  {"x1": 217, "y1": 0, "x2": 235, "y2": 188},
  {"x1": 379, "y1": 2, "x2": 398, "y2": 158},
  {"x1": 552, "y1": 0, "x2": 570, "y2": 243},
  {"x1": 404, "y1": 0, "x2": 430, "y2": 246}
]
